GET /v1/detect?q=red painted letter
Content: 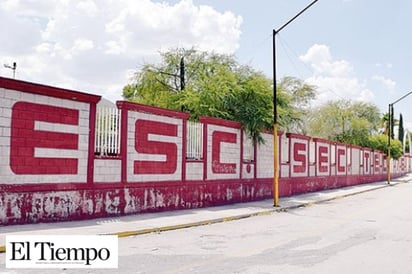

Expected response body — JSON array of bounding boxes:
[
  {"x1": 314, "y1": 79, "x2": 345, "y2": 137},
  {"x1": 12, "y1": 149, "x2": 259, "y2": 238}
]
[
  {"x1": 374, "y1": 154, "x2": 380, "y2": 173},
  {"x1": 212, "y1": 131, "x2": 237, "y2": 174},
  {"x1": 10, "y1": 102, "x2": 79, "y2": 174},
  {"x1": 134, "y1": 120, "x2": 178, "y2": 174},
  {"x1": 364, "y1": 152, "x2": 370, "y2": 173},
  {"x1": 293, "y1": 143, "x2": 307, "y2": 173},
  {"x1": 318, "y1": 146, "x2": 329, "y2": 173},
  {"x1": 337, "y1": 148, "x2": 346, "y2": 173}
]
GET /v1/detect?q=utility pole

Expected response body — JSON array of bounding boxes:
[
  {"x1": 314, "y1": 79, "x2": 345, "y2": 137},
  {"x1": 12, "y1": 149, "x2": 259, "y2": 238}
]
[
  {"x1": 180, "y1": 57, "x2": 185, "y2": 91},
  {"x1": 154, "y1": 56, "x2": 185, "y2": 92},
  {"x1": 387, "y1": 91, "x2": 412, "y2": 184},
  {"x1": 272, "y1": 0, "x2": 319, "y2": 207}
]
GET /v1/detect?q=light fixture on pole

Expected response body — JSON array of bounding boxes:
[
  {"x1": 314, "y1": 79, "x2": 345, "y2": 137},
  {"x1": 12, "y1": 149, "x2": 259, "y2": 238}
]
[
  {"x1": 272, "y1": 0, "x2": 319, "y2": 207},
  {"x1": 387, "y1": 91, "x2": 412, "y2": 184},
  {"x1": 4, "y1": 62, "x2": 16, "y2": 79}
]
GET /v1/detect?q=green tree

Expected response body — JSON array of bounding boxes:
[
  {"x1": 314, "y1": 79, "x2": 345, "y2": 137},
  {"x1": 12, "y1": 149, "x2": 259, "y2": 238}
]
[
  {"x1": 398, "y1": 113, "x2": 404, "y2": 144},
  {"x1": 405, "y1": 135, "x2": 410, "y2": 154},
  {"x1": 123, "y1": 48, "x2": 315, "y2": 143},
  {"x1": 276, "y1": 76, "x2": 316, "y2": 134},
  {"x1": 307, "y1": 100, "x2": 381, "y2": 147},
  {"x1": 391, "y1": 138, "x2": 404, "y2": 159},
  {"x1": 368, "y1": 134, "x2": 403, "y2": 159},
  {"x1": 224, "y1": 67, "x2": 273, "y2": 143},
  {"x1": 380, "y1": 112, "x2": 390, "y2": 135}
]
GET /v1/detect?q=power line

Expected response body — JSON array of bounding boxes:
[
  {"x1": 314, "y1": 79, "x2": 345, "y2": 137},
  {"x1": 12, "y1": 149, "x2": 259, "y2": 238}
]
[
  {"x1": 242, "y1": 33, "x2": 272, "y2": 65},
  {"x1": 276, "y1": 34, "x2": 345, "y2": 101},
  {"x1": 277, "y1": 34, "x2": 307, "y2": 79}
]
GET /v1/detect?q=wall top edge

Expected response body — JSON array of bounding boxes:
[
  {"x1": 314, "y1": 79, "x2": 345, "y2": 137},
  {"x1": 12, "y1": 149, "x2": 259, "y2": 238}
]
[
  {"x1": 199, "y1": 116, "x2": 242, "y2": 128},
  {"x1": 116, "y1": 100, "x2": 190, "y2": 119},
  {"x1": 0, "y1": 76, "x2": 101, "y2": 104}
]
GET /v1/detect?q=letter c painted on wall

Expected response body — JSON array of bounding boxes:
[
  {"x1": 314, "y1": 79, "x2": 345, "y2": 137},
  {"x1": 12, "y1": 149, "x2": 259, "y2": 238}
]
[
  {"x1": 212, "y1": 131, "x2": 237, "y2": 174},
  {"x1": 337, "y1": 148, "x2": 346, "y2": 173}
]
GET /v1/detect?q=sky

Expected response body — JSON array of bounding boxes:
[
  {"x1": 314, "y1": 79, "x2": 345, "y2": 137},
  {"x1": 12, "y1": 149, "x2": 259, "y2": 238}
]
[{"x1": 2, "y1": 0, "x2": 412, "y2": 130}]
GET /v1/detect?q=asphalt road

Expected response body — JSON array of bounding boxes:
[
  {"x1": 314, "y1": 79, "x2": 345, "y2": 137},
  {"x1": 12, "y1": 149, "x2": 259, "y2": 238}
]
[{"x1": 2, "y1": 182, "x2": 412, "y2": 273}]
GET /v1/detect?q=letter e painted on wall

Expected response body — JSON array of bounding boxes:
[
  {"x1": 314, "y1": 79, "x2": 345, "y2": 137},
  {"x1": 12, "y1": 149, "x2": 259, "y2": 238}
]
[
  {"x1": 318, "y1": 145, "x2": 329, "y2": 174},
  {"x1": 134, "y1": 120, "x2": 178, "y2": 174},
  {"x1": 374, "y1": 153, "x2": 380, "y2": 173},
  {"x1": 10, "y1": 102, "x2": 79, "y2": 174}
]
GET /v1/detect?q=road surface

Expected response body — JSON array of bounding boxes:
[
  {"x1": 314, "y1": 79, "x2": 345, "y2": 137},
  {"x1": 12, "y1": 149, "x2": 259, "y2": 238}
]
[{"x1": 1, "y1": 182, "x2": 412, "y2": 273}]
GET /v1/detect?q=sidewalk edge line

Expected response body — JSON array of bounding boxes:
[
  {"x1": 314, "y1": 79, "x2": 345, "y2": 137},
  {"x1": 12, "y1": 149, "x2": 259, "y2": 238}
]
[
  {"x1": 0, "y1": 180, "x2": 408, "y2": 254},
  {"x1": 112, "y1": 183, "x2": 395, "y2": 238}
]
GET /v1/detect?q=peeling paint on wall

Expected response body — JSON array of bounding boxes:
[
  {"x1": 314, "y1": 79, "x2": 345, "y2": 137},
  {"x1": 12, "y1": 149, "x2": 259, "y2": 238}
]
[{"x1": 105, "y1": 191, "x2": 122, "y2": 215}]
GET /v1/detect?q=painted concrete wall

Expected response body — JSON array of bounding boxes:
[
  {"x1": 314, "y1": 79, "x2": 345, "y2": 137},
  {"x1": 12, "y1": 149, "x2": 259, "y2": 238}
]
[{"x1": 0, "y1": 77, "x2": 409, "y2": 225}]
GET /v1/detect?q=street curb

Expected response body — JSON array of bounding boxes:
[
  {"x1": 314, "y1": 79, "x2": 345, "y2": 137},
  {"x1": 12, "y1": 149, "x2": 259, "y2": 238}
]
[
  {"x1": 0, "y1": 180, "x2": 408, "y2": 253},
  {"x1": 111, "y1": 182, "x2": 396, "y2": 238},
  {"x1": 112, "y1": 210, "x2": 278, "y2": 238}
]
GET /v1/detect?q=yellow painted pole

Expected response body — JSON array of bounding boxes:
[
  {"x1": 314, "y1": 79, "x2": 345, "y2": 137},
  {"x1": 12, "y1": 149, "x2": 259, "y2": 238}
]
[
  {"x1": 387, "y1": 145, "x2": 391, "y2": 184},
  {"x1": 273, "y1": 123, "x2": 279, "y2": 206},
  {"x1": 272, "y1": 28, "x2": 279, "y2": 207},
  {"x1": 387, "y1": 103, "x2": 392, "y2": 184},
  {"x1": 272, "y1": 0, "x2": 319, "y2": 207},
  {"x1": 273, "y1": 28, "x2": 279, "y2": 207}
]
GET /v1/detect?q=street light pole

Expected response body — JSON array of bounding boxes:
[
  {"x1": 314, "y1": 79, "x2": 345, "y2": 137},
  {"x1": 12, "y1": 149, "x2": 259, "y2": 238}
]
[
  {"x1": 273, "y1": 29, "x2": 279, "y2": 207},
  {"x1": 273, "y1": 0, "x2": 319, "y2": 207},
  {"x1": 388, "y1": 103, "x2": 392, "y2": 184},
  {"x1": 4, "y1": 62, "x2": 16, "y2": 79},
  {"x1": 387, "y1": 91, "x2": 412, "y2": 184}
]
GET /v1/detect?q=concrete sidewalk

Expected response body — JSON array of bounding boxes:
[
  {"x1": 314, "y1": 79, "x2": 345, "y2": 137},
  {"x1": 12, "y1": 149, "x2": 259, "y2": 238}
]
[{"x1": 1, "y1": 174, "x2": 411, "y2": 253}]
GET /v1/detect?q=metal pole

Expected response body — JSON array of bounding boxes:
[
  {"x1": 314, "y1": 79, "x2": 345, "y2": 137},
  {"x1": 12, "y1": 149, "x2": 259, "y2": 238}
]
[
  {"x1": 392, "y1": 91, "x2": 412, "y2": 105},
  {"x1": 277, "y1": 0, "x2": 319, "y2": 34},
  {"x1": 12, "y1": 62, "x2": 16, "y2": 79},
  {"x1": 387, "y1": 91, "x2": 412, "y2": 184},
  {"x1": 272, "y1": 0, "x2": 319, "y2": 207},
  {"x1": 387, "y1": 104, "x2": 391, "y2": 184},
  {"x1": 273, "y1": 30, "x2": 279, "y2": 207}
]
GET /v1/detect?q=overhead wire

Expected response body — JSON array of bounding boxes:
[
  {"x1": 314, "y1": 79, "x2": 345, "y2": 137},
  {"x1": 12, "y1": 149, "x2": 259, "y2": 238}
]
[
  {"x1": 241, "y1": 30, "x2": 346, "y2": 102},
  {"x1": 276, "y1": 33, "x2": 345, "y2": 101},
  {"x1": 277, "y1": 33, "x2": 308, "y2": 80},
  {"x1": 240, "y1": 33, "x2": 272, "y2": 66}
]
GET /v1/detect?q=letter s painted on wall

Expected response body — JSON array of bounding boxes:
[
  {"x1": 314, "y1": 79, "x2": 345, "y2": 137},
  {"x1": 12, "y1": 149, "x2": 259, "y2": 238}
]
[
  {"x1": 134, "y1": 120, "x2": 178, "y2": 174},
  {"x1": 293, "y1": 142, "x2": 307, "y2": 173}
]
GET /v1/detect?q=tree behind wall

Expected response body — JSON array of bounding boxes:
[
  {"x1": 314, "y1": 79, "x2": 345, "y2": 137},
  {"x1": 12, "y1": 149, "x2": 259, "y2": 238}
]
[
  {"x1": 306, "y1": 100, "x2": 381, "y2": 147},
  {"x1": 123, "y1": 48, "x2": 315, "y2": 143},
  {"x1": 391, "y1": 107, "x2": 395, "y2": 139},
  {"x1": 398, "y1": 113, "x2": 404, "y2": 145},
  {"x1": 368, "y1": 134, "x2": 403, "y2": 159}
]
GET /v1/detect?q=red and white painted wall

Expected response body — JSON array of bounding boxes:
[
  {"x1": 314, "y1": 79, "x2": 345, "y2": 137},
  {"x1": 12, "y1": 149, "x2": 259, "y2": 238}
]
[{"x1": 0, "y1": 77, "x2": 410, "y2": 225}]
